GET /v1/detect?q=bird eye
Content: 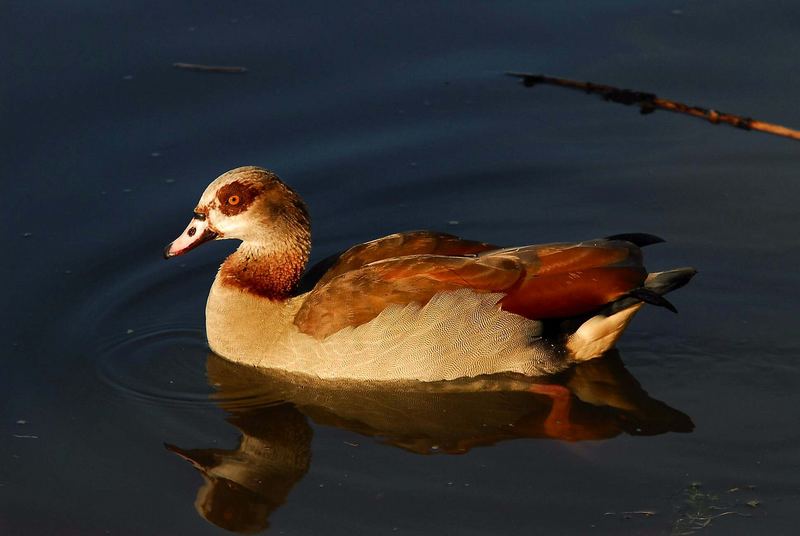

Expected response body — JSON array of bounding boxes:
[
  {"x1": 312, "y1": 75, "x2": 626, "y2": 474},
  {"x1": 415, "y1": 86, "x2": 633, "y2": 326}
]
[{"x1": 228, "y1": 195, "x2": 240, "y2": 205}]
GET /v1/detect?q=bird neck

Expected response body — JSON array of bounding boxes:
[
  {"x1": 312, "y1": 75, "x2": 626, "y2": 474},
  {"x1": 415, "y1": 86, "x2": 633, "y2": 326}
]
[{"x1": 219, "y1": 237, "x2": 310, "y2": 300}]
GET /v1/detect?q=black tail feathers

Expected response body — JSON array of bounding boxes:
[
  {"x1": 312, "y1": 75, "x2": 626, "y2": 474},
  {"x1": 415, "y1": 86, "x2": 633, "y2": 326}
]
[
  {"x1": 604, "y1": 267, "x2": 697, "y2": 315},
  {"x1": 644, "y1": 267, "x2": 697, "y2": 295},
  {"x1": 628, "y1": 288, "x2": 678, "y2": 313},
  {"x1": 605, "y1": 233, "x2": 665, "y2": 247}
]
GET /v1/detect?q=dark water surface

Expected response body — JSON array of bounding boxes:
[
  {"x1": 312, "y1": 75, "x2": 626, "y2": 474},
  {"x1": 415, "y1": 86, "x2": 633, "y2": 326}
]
[{"x1": 3, "y1": 1, "x2": 800, "y2": 534}]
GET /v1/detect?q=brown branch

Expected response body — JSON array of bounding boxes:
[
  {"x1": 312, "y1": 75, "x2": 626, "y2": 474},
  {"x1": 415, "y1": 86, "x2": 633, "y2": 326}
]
[
  {"x1": 173, "y1": 62, "x2": 247, "y2": 74},
  {"x1": 506, "y1": 72, "x2": 800, "y2": 142}
]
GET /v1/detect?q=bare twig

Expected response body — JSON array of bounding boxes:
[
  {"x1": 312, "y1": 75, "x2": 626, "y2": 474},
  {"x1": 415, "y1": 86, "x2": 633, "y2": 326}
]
[
  {"x1": 173, "y1": 62, "x2": 247, "y2": 74},
  {"x1": 506, "y1": 72, "x2": 800, "y2": 142}
]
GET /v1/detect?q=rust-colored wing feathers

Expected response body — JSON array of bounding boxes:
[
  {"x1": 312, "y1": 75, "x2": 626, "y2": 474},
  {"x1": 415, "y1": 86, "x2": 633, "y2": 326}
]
[
  {"x1": 294, "y1": 235, "x2": 648, "y2": 339},
  {"x1": 315, "y1": 231, "x2": 497, "y2": 286},
  {"x1": 294, "y1": 255, "x2": 522, "y2": 338},
  {"x1": 491, "y1": 241, "x2": 646, "y2": 319},
  {"x1": 499, "y1": 265, "x2": 645, "y2": 319}
]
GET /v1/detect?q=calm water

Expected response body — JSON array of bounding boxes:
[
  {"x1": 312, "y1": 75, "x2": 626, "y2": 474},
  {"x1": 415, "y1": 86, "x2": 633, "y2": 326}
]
[{"x1": 3, "y1": 1, "x2": 800, "y2": 534}]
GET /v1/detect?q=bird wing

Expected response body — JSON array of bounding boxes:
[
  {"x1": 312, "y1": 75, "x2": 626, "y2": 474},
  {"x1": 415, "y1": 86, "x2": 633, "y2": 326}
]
[
  {"x1": 490, "y1": 239, "x2": 647, "y2": 319},
  {"x1": 310, "y1": 230, "x2": 498, "y2": 287},
  {"x1": 294, "y1": 238, "x2": 647, "y2": 339}
]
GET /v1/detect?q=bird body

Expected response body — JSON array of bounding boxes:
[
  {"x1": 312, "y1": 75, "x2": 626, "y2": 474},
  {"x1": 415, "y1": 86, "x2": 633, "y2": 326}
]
[{"x1": 165, "y1": 166, "x2": 695, "y2": 382}]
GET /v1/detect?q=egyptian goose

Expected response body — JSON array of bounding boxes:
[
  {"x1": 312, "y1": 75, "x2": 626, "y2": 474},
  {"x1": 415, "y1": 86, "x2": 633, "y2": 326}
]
[{"x1": 164, "y1": 166, "x2": 695, "y2": 382}]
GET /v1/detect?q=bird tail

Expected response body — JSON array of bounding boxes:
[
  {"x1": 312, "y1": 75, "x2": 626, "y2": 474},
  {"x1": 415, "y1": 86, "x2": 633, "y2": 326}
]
[{"x1": 566, "y1": 267, "x2": 697, "y2": 362}]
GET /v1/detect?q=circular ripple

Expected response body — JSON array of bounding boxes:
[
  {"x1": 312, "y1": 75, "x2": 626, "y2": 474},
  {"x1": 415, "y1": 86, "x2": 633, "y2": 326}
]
[
  {"x1": 95, "y1": 325, "x2": 217, "y2": 407},
  {"x1": 96, "y1": 324, "x2": 286, "y2": 409}
]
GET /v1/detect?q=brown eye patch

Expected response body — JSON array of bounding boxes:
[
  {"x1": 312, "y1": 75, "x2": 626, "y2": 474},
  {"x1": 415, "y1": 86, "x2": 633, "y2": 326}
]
[{"x1": 216, "y1": 180, "x2": 261, "y2": 216}]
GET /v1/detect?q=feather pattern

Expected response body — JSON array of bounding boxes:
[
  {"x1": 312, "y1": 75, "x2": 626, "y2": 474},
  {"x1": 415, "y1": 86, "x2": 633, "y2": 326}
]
[{"x1": 295, "y1": 238, "x2": 647, "y2": 338}]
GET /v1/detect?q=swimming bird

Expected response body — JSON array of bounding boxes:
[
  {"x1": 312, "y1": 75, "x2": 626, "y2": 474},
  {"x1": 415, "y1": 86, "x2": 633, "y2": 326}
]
[{"x1": 164, "y1": 166, "x2": 695, "y2": 382}]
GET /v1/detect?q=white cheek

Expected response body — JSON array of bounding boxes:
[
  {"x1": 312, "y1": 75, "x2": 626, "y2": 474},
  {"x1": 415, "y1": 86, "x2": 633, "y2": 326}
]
[{"x1": 212, "y1": 211, "x2": 250, "y2": 237}]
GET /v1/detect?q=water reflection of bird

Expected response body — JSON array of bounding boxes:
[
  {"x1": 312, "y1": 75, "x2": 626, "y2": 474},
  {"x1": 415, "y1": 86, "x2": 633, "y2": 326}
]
[
  {"x1": 166, "y1": 403, "x2": 310, "y2": 534},
  {"x1": 166, "y1": 351, "x2": 692, "y2": 533},
  {"x1": 163, "y1": 166, "x2": 695, "y2": 382}
]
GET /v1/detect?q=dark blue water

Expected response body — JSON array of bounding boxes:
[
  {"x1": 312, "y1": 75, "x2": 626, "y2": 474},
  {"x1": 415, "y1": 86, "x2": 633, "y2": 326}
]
[{"x1": 3, "y1": 1, "x2": 800, "y2": 534}]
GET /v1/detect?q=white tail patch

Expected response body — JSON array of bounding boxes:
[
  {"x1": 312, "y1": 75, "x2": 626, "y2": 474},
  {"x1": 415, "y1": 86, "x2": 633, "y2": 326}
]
[{"x1": 567, "y1": 304, "x2": 643, "y2": 362}]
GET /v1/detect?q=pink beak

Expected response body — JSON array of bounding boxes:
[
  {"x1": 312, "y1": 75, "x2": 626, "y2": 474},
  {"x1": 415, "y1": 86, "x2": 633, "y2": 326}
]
[{"x1": 164, "y1": 215, "x2": 218, "y2": 258}]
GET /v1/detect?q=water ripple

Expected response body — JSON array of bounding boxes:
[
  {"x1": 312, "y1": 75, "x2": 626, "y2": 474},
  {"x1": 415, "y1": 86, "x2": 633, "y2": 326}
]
[
  {"x1": 95, "y1": 324, "x2": 282, "y2": 409},
  {"x1": 95, "y1": 324, "x2": 213, "y2": 407}
]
